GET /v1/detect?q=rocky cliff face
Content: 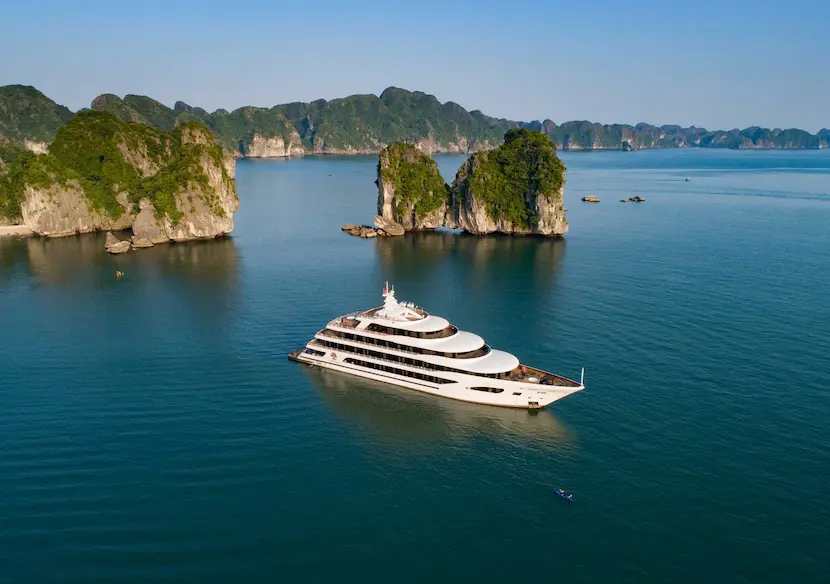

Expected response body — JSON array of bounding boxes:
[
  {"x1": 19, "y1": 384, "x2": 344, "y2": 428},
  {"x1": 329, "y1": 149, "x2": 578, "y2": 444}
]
[
  {"x1": 222, "y1": 150, "x2": 236, "y2": 179},
  {"x1": 23, "y1": 140, "x2": 48, "y2": 154},
  {"x1": 450, "y1": 130, "x2": 567, "y2": 236},
  {"x1": 375, "y1": 131, "x2": 567, "y2": 237},
  {"x1": 1, "y1": 111, "x2": 238, "y2": 241},
  {"x1": 241, "y1": 131, "x2": 304, "y2": 158},
  {"x1": 131, "y1": 124, "x2": 239, "y2": 242},
  {"x1": 21, "y1": 184, "x2": 134, "y2": 237},
  {"x1": 449, "y1": 151, "x2": 567, "y2": 236},
  {"x1": 376, "y1": 143, "x2": 449, "y2": 230}
]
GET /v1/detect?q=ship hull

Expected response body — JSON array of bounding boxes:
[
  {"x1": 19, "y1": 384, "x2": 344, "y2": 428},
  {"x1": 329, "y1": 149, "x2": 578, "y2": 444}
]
[{"x1": 290, "y1": 350, "x2": 581, "y2": 410}]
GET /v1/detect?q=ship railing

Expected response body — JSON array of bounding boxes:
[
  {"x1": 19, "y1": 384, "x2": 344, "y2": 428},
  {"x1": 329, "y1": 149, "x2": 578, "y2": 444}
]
[
  {"x1": 317, "y1": 328, "x2": 446, "y2": 357},
  {"x1": 314, "y1": 331, "x2": 439, "y2": 360},
  {"x1": 308, "y1": 339, "x2": 452, "y2": 374},
  {"x1": 506, "y1": 366, "x2": 582, "y2": 388},
  {"x1": 329, "y1": 319, "x2": 457, "y2": 339},
  {"x1": 310, "y1": 334, "x2": 578, "y2": 387}
]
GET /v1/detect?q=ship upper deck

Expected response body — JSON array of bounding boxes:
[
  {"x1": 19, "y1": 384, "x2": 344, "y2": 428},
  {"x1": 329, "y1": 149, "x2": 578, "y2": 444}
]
[{"x1": 320, "y1": 284, "x2": 583, "y2": 386}]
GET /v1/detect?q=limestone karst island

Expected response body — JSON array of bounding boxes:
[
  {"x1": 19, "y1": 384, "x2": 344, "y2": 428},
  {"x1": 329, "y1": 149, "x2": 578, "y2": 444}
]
[
  {"x1": 364, "y1": 129, "x2": 567, "y2": 238},
  {"x1": 2, "y1": 83, "x2": 829, "y2": 246},
  {"x1": 0, "y1": 98, "x2": 237, "y2": 248}
]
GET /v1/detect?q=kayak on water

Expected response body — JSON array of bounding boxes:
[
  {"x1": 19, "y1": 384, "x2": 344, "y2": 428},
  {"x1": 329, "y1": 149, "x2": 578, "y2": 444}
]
[{"x1": 555, "y1": 489, "x2": 574, "y2": 501}]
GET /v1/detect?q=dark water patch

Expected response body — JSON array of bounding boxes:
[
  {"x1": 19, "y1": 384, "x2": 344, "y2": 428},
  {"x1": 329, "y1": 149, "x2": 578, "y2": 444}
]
[{"x1": 1, "y1": 149, "x2": 829, "y2": 583}]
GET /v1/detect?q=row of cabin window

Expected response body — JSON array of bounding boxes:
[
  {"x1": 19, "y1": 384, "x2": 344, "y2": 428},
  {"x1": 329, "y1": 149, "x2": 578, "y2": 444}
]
[
  {"x1": 470, "y1": 387, "x2": 505, "y2": 394},
  {"x1": 335, "y1": 330, "x2": 491, "y2": 360},
  {"x1": 366, "y1": 323, "x2": 458, "y2": 340},
  {"x1": 342, "y1": 358, "x2": 453, "y2": 384},
  {"x1": 316, "y1": 339, "x2": 507, "y2": 380}
]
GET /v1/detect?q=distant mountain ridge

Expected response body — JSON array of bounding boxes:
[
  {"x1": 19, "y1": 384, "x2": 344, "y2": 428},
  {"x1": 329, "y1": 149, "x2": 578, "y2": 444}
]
[
  {"x1": 1, "y1": 84, "x2": 828, "y2": 156},
  {"x1": 0, "y1": 85, "x2": 73, "y2": 150}
]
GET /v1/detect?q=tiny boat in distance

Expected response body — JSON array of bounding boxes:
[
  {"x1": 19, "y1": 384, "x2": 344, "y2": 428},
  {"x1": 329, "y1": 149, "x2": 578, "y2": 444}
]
[
  {"x1": 289, "y1": 284, "x2": 584, "y2": 410},
  {"x1": 555, "y1": 489, "x2": 574, "y2": 501}
]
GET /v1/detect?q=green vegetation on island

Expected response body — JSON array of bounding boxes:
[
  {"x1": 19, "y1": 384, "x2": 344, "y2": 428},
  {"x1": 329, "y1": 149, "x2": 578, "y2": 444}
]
[
  {"x1": 455, "y1": 129, "x2": 565, "y2": 228},
  {"x1": 378, "y1": 142, "x2": 449, "y2": 217},
  {"x1": 0, "y1": 110, "x2": 233, "y2": 223},
  {"x1": 375, "y1": 129, "x2": 568, "y2": 236},
  {"x1": 273, "y1": 88, "x2": 516, "y2": 152},
  {"x1": 86, "y1": 88, "x2": 514, "y2": 154},
  {"x1": 1, "y1": 84, "x2": 828, "y2": 156},
  {"x1": 200, "y1": 106, "x2": 299, "y2": 153},
  {"x1": 85, "y1": 88, "x2": 830, "y2": 152},
  {"x1": 0, "y1": 85, "x2": 74, "y2": 146}
]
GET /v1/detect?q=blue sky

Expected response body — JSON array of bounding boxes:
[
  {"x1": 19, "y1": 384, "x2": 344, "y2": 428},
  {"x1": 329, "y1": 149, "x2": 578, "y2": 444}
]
[{"x1": 1, "y1": 0, "x2": 827, "y2": 130}]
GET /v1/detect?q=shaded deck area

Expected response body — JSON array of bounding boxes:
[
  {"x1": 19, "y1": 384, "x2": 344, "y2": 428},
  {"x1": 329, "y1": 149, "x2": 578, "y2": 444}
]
[{"x1": 505, "y1": 365, "x2": 582, "y2": 388}]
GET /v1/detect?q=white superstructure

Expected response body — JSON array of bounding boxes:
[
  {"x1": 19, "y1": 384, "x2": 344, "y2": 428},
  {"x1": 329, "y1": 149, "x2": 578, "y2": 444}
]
[{"x1": 289, "y1": 284, "x2": 584, "y2": 409}]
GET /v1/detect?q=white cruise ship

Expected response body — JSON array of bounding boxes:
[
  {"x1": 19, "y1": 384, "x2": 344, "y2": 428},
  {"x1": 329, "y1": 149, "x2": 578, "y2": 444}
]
[{"x1": 289, "y1": 284, "x2": 584, "y2": 410}]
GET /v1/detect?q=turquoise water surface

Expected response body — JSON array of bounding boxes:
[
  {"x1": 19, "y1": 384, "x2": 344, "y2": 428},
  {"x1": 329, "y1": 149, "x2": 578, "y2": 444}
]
[{"x1": 1, "y1": 148, "x2": 829, "y2": 582}]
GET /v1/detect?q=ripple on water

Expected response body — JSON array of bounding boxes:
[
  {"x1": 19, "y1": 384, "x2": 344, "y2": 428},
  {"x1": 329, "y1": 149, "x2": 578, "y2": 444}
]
[{"x1": 1, "y1": 150, "x2": 829, "y2": 583}]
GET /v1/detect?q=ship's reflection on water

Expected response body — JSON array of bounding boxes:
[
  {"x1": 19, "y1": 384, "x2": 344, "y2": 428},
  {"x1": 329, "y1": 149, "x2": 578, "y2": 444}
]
[{"x1": 304, "y1": 365, "x2": 576, "y2": 452}]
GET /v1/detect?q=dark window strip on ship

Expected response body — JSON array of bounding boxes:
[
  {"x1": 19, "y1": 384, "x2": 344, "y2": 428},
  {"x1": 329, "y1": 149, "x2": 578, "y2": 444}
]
[
  {"x1": 366, "y1": 323, "x2": 459, "y2": 340},
  {"x1": 470, "y1": 387, "x2": 505, "y2": 394},
  {"x1": 315, "y1": 338, "x2": 505, "y2": 379},
  {"x1": 324, "y1": 329, "x2": 491, "y2": 360},
  {"x1": 341, "y1": 358, "x2": 454, "y2": 384}
]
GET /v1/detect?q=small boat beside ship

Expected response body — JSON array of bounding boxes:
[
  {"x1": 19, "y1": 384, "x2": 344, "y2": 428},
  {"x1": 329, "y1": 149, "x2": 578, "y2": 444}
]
[{"x1": 289, "y1": 284, "x2": 584, "y2": 410}]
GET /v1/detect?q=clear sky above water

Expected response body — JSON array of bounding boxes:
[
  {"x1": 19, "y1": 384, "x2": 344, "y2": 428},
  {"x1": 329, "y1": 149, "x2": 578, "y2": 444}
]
[{"x1": 0, "y1": 0, "x2": 827, "y2": 131}]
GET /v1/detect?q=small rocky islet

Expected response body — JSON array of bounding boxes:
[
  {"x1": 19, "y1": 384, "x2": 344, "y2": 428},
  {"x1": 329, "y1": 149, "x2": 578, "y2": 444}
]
[{"x1": 341, "y1": 217, "x2": 406, "y2": 239}]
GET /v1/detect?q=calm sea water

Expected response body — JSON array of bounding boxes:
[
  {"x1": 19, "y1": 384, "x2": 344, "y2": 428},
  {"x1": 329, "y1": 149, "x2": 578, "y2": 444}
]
[{"x1": 1, "y1": 149, "x2": 829, "y2": 583}]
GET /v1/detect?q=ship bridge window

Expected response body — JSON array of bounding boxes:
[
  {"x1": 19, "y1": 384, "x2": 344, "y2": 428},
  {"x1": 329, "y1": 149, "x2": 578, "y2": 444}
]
[{"x1": 470, "y1": 387, "x2": 505, "y2": 394}]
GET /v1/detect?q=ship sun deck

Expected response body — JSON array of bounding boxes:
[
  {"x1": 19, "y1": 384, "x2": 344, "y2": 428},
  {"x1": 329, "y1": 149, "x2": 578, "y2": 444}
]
[
  {"x1": 504, "y1": 365, "x2": 581, "y2": 388},
  {"x1": 363, "y1": 306, "x2": 427, "y2": 321}
]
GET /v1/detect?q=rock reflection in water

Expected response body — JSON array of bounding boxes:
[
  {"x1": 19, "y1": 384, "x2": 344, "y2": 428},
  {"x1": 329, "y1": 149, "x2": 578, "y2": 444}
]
[
  {"x1": 375, "y1": 230, "x2": 565, "y2": 283},
  {"x1": 12, "y1": 233, "x2": 238, "y2": 285},
  {"x1": 305, "y1": 365, "x2": 575, "y2": 451},
  {"x1": 0, "y1": 234, "x2": 239, "y2": 327},
  {"x1": 372, "y1": 230, "x2": 568, "y2": 346}
]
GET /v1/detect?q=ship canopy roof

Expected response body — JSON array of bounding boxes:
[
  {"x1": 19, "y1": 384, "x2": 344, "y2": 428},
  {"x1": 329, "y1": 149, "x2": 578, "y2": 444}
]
[
  {"x1": 377, "y1": 313, "x2": 450, "y2": 332},
  {"x1": 445, "y1": 349, "x2": 519, "y2": 374}
]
